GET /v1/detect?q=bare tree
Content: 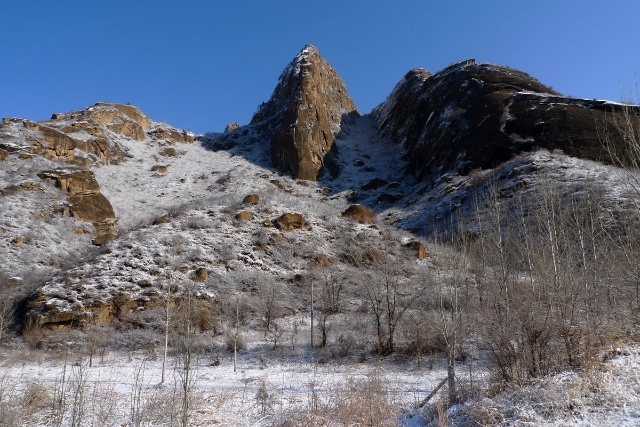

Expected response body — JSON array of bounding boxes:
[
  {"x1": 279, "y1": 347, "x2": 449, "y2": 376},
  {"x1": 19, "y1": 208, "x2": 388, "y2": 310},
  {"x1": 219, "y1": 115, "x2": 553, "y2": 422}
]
[
  {"x1": 312, "y1": 269, "x2": 343, "y2": 348},
  {"x1": 259, "y1": 278, "x2": 279, "y2": 334},
  {"x1": 365, "y1": 261, "x2": 425, "y2": 355},
  {"x1": 173, "y1": 284, "x2": 198, "y2": 427}
]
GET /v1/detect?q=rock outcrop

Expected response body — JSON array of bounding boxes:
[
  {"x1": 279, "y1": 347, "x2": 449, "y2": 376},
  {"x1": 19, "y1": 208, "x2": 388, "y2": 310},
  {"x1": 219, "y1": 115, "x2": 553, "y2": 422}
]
[
  {"x1": 30, "y1": 124, "x2": 114, "y2": 166},
  {"x1": 342, "y1": 204, "x2": 375, "y2": 224},
  {"x1": 224, "y1": 122, "x2": 239, "y2": 133},
  {"x1": 243, "y1": 194, "x2": 260, "y2": 205},
  {"x1": 37, "y1": 168, "x2": 118, "y2": 244},
  {"x1": 274, "y1": 213, "x2": 306, "y2": 231},
  {"x1": 252, "y1": 45, "x2": 358, "y2": 180},
  {"x1": 1, "y1": 103, "x2": 197, "y2": 168},
  {"x1": 373, "y1": 60, "x2": 640, "y2": 179},
  {"x1": 50, "y1": 102, "x2": 151, "y2": 141}
]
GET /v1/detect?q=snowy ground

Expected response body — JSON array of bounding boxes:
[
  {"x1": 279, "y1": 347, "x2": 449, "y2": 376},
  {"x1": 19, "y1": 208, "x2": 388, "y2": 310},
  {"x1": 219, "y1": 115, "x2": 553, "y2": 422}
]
[
  {"x1": 2, "y1": 342, "x2": 639, "y2": 426},
  {"x1": 0, "y1": 329, "x2": 455, "y2": 426},
  {"x1": 447, "y1": 345, "x2": 640, "y2": 427}
]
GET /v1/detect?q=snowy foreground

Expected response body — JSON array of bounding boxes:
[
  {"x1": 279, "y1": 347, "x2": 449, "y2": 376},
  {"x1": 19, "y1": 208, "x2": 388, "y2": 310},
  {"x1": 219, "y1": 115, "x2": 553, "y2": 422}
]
[
  {"x1": 0, "y1": 345, "x2": 447, "y2": 426},
  {"x1": 0, "y1": 343, "x2": 638, "y2": 426}
]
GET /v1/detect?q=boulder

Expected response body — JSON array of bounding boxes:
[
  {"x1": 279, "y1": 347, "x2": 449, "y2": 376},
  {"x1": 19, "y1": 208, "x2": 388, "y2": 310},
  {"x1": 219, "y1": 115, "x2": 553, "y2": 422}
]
[
  {"x1": 193, "y1": 267, "x2": 209, "y2": 282},
  {"x1": 342, "y1": 204, "x2": 375, "y2": 224},
  {"x1": 361, "y1": 178, "x2": 388, "y2": 191},
  {"x1": 153, "y1": 214, "x2": 169, "y2": 225},
  {"x1": 251, "y1": 45, "x2": 358, "y2": 180},
  {"x1": 406, "y1": 241, "x2": 427, "y2": 260},
  {"x1": 151, "y1": 165, "x2": 169, "y2": 173},
  {"x1": 243, "y1": 194, "x2": 260, "y2": 205},
  {"x1": 88, "y1": 103, "x2": 150, "y2": 140},
  {"x1": 315, "y1": 254, "x2": 335, "y2": 267},
  {"x1": 31, "y1": 125, "x2": 116, "y2": 165},
  {"x1": 92, "y1": 233, "x2": 116, "y2": 246},
  {"x1": 235, "y1": 211, "x2": 253, "y2": 221},
  {"x1": 22, "y1": 120, "x2": 39, "y2": 131},
  {"x1": 364, "y1": 247, "x2": 385, "y2": 264},
  {"x1": 274, "y1": 213, "x2": 306, "y2": 231}
]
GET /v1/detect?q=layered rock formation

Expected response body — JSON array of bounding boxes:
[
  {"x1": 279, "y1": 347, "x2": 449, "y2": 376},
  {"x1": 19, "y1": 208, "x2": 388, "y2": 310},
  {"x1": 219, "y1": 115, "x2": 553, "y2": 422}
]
[
  {"x1": 373, "y1": 60, "x2": 640, "y2": 179},
  {"x1": 252, "y1": 45, "x2": 358, "y2": 180},
  {"x1": 37, "y1": 169, "x2": 118, "y2": 244}
]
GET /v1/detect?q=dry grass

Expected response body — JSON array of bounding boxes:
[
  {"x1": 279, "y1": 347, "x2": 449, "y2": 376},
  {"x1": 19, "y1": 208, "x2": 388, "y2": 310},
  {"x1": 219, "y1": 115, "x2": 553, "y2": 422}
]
[{"x1": 277, "y1": 370, "x2": 402, "y2": 426}]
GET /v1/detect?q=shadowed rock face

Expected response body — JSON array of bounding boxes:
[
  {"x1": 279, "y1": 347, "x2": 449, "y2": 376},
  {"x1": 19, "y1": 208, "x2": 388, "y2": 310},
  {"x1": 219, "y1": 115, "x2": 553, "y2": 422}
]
[
  {"x1": 252, "y1": 45, "x2": 358, "y2": 180},
  {"x1": 373, "y1": 60, "x2": 640, "y2": 179}
]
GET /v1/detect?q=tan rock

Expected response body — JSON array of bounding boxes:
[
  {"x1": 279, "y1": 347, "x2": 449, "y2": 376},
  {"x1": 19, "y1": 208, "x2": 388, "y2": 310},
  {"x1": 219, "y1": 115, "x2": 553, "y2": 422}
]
[
  {"x1": 23, "y1": 120, "x2": 40, "y2": 130},
  {"x1": 107, "y1": 121, "x2": 145, "y2": 141},
  {"x1": 270, "y1": 233, "x2": 283, "y2": 244},
  {"x1": 342, "y1": 204, "x2": 375, "y2": 223},
  {"x1": 31, "y1": 125, "x2": 115, "y2": 165},
  {"x1": 153, "y1": 214, "x2": 169, "y2": 225},
  {"x1": 0, "y1": 148, "x2": 7, "y2": 161},
  {"x1": 315, "y1": 254, "x2": 335, "y2": 267},
  {"x1": 150, "y1": 127, "x2": 195, "y2": 144},
  {"x1": 274, "y1": 213, "x2": 306, "y2": 231},
  {"x1": 224, "y1": 122, "x2": 239, "y2": 133},
  {"x1": 151, "y1": 165, "x2": 169, "y2": 173},
  {"x1": 92, "y1": 233, "x2": 116, "y2": 246},
  {"x1": 406, "y1": 241, "x2": 427, "y2": 259},
  {"x1": 236, "y1": 211, "x2": 253, "y2": 221},
  {"x1": 364, "y1": 247, "x2": 384, "y2": 264},
  {"x1": 1, "y1": 181, "x2": 42, "y2": 195},
  {"x1": 243, "y1": 194, "x2": 260, "y2": 205},
  {"x1": 38, "y1": 169, "x2": 118, "y2": 242},
  {"x1": 193, "y1": 267, "x2": 209, "y2": 282}
]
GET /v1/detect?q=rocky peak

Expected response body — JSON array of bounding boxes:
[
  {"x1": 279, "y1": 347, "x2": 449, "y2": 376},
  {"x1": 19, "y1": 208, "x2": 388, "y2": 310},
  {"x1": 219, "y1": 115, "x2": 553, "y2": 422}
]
[{"x1": 251, "y1": 44, "x2": 358, "y2": 180}]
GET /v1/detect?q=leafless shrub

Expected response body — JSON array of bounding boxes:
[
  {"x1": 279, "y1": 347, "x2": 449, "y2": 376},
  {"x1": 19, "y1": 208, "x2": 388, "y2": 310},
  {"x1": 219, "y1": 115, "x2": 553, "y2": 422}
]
[
  {"x1": 22, "y1": 380, "x2": 51, "y2": 411},
  {"x1": 279, "y1": 370, "x2": 401, "y2": 426},
  {"x1": 224, "y1": 329, "x2": 246, "y2": 353}
]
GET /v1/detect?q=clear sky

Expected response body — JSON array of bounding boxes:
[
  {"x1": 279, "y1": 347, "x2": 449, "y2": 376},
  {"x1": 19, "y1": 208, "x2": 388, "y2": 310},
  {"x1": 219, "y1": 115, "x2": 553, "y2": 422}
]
[{"x1": 1, "y1": 1, "x2": 639, "y2": 134}]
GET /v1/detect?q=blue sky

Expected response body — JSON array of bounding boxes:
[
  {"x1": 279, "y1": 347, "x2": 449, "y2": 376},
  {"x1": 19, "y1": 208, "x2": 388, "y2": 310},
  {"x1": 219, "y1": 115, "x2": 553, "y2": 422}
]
[{"x1": 1, "y1": 1, "x2": 639, "y2": 134}]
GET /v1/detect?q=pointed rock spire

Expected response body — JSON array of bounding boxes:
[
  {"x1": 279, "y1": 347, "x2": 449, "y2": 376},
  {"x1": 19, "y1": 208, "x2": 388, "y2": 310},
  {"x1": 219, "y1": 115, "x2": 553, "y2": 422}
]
[{"x1": 252, "y1": 44, "x2": 358, "y2": 180}]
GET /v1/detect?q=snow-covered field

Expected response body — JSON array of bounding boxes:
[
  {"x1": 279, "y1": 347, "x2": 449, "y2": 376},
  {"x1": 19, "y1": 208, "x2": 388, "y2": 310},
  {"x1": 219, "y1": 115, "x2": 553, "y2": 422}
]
[
  {"x1": 1, "y1": 342, "x2": 639, "y2": 426},
  {"x1": 0, "y1": 327, "x2": 453, "y2": 426}
]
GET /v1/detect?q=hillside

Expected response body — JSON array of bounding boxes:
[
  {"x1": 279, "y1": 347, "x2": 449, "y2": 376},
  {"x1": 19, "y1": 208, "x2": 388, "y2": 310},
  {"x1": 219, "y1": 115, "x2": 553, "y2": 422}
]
[{"x1": 1, "y1": 45, "x2": 640, "y2": 426}]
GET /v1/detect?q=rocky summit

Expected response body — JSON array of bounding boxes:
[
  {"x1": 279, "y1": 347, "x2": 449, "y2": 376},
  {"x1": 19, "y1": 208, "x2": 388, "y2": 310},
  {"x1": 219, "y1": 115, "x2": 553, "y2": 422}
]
[{"x1": 251, "y1": 44, "x2": 358, "y2": 180}]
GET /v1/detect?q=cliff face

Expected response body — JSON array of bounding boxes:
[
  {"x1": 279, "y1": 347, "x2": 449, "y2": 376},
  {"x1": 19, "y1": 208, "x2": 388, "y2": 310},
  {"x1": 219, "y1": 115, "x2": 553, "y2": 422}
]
[
  {"x1": 252, "y1": 45, "x2": 358, "y2": 180},
  {"x1": 373, "y1": 60, "x2": 639, "y2": 179}
]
